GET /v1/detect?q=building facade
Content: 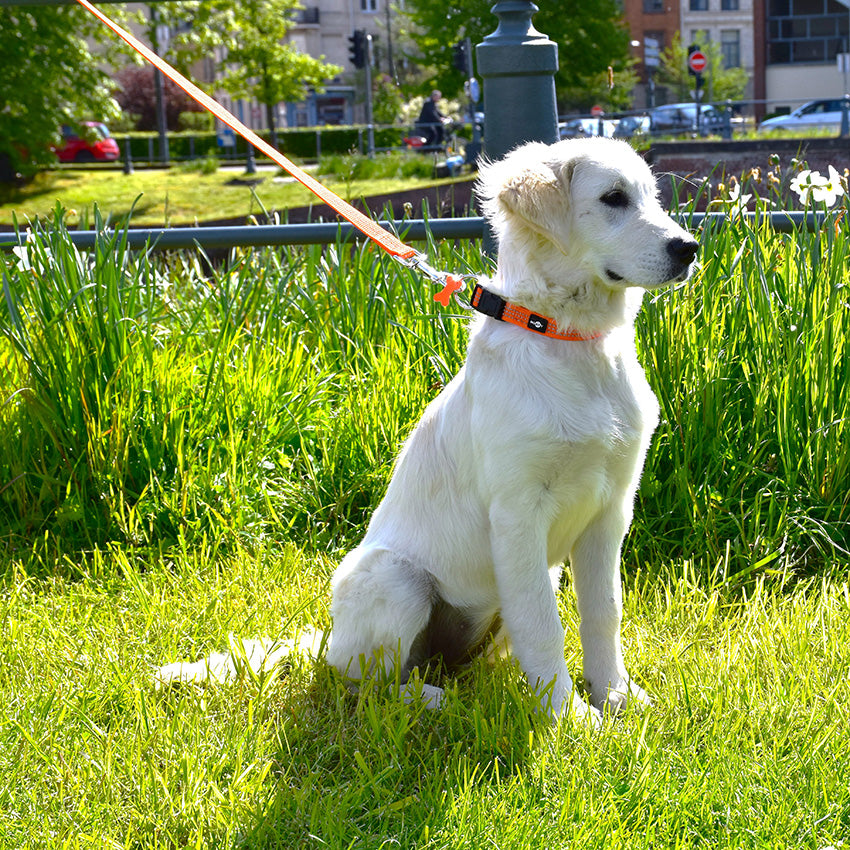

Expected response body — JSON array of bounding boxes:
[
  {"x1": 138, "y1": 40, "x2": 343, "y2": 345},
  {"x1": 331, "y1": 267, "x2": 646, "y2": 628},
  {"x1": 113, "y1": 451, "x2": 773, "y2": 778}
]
[
  {"x1": 622, "y1": 0, "x2": 683, "y2": 107},
  {"x1": 288, "y1": 0, "x2": 398, "y2": 125},
  {"x1": 763, "y1": 0, "x2": 850, "y2": 106},
  {"x1": 681, "y1": 0, "x2": 756, "y2": 100}
]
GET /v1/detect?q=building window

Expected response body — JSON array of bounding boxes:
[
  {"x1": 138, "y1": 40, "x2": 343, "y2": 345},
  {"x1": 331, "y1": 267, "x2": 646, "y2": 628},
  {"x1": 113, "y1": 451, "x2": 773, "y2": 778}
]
[
  {"x1": 643, "y1": 0, "x2": 664, "y2": 10},
  {"x1": 690, "y1": 0, "x2": 708, "y2": 9},
  {"x1": 721, "y1": 29, "x2": 741, "y2": 66},
  {"x1": 767, "y1": 0, "x2": 849, "y2": 64},
  {"x1": 360, "y1": 0, "x2": 378, "y2": 11},
  {"x1": 721, "y1": 0, "x2": 739, "y2": 9}
]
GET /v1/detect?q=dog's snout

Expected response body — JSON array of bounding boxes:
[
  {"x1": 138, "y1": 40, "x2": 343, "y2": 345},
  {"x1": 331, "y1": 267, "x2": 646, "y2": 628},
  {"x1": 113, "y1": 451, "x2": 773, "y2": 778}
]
[{"x1": 667, "y1": 236, "x2": 699, "y2": 265}]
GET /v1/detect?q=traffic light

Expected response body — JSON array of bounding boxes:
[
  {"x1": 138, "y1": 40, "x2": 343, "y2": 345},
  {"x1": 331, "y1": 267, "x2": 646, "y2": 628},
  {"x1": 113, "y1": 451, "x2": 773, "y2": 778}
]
[
  {"x1": 687, "y1": 42, "x2": 704, "y2": 89},
  {"x1": 687, "y1": 43, "x2": 700, "y2": 75},
  {"x1": 349, "y1": 29, "x2": 367, "y2": 69},
  {"x1": 452, "y1": 40, "x2": 468, "y2": 73}
]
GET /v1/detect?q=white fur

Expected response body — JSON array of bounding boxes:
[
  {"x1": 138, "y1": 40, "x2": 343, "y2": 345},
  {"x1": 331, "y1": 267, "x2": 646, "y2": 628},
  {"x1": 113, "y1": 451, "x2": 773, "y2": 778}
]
[
  {"x1": 325, "y1": 138, "x2": 697, "y2": 726},
  {"x1": 156, "y1": 138, "x2": 697, "y2": 728}
]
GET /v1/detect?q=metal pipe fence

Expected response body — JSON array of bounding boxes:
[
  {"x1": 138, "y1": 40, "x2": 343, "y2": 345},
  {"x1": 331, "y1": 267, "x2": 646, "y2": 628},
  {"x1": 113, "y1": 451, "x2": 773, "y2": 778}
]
[{"x1": 0, "y1": 211, "x2": 834, "y2": 253}]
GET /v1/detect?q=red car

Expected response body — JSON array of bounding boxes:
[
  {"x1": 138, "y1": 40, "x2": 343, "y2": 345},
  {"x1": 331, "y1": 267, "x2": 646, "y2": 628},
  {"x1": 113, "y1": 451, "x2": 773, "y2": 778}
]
[{"x1": 55, "y1": 122, "x2": 120, "y2": 163}]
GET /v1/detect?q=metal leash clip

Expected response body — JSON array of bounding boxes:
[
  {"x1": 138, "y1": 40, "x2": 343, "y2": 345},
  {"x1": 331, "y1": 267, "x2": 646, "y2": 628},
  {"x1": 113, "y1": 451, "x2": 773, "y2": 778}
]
[{"x1": 402, "y1": 252, "x2": 474, "y2": 308}]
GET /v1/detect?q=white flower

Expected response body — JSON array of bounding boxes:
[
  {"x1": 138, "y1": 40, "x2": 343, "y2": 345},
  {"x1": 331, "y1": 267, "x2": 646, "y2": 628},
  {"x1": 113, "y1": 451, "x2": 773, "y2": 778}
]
[
  {"x1": 727, "y1": 183, "x2": 752, "y2": 216},
  {"x1": 789, "y1": 169, "x2": 821, "y2": 204},
  {"x1": 810, "y1": 165, "x2": 845, "y2": 208},
  {"x1": 11, "y1": 245, "x2": 31, "y2": 270}
]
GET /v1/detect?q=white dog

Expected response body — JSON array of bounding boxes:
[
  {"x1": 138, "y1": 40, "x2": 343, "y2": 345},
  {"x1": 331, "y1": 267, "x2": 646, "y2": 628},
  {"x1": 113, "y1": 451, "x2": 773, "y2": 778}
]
[
  {"x1": 158, "y1": 138, "x2": 697, "y2": 726},
  {"x1": 324, "y1": 138, "x2": 698, "y2": 725}
]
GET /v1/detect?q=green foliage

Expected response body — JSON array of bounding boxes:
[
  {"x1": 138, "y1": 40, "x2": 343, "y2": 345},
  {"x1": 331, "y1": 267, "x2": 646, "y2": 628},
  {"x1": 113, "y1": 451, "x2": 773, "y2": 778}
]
[
  {"x1": 635, "y1": 204, "x2": 850, "y2": 581},
  {"x1": 0, "y1": 209, "x2": 471, "y2": 552},
  {"x1": 0, "y1": 7, "x2": 124, "y2": 178},
  {"x1": 1, "y1": 191, "x2": 849, "y2": 578},
  {"x1": 658, "y1": 32, "x2": 750, "y2": 103},
  {"x1": 177, "y1": 111, "x2": 214, "y2": 133},
  {"x1": 372, "y1": 74, "x2": 407, "y2": 125},
  {"x1": 1, "y1": 174, "x2": 850, "y2": 848},
  {"x1": 177, "y1": 153, "x2": 220, "y2": 175},
  {"x1": 164, "y1": 0, "x2": 340, "y2": 131},
  {"x1": 318, "y1": 150, "x2": 435, "y2": 182},
  {"x1": 399, "y1": 0, "x2": 634, "y2": 110},
  {"x1": 119, "y1": 126, "x2": 409, "y2": 164}
]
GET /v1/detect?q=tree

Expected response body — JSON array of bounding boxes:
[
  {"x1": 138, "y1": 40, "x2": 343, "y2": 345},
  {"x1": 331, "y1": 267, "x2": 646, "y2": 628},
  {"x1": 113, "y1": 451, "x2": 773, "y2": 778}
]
[
  {"x1": 115, "y1": 67, "x2": 206, "y2": 132},
  {"x1": 658, "y1": 32, "x2": 749, "y2": 104},
  {"x1": 0, "y1": 6, "x2": 122, "y2": 180},
  {"x1": 398, "y1": 0, "x2": 634, "y2": 111},
  {"x1": 165, "y1": 0, "x2": 341, "y2": 148}
]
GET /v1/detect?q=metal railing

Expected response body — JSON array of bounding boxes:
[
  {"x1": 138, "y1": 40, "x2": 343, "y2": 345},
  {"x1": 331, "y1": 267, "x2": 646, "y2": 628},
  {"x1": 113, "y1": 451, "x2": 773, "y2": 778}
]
[{"x1": 0, "y1": 211, "x2": 836, "y2": 254}]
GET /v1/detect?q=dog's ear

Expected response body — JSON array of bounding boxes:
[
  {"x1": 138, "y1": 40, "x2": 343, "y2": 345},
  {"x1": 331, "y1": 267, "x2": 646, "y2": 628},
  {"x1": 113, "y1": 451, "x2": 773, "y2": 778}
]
[
  {"x1": 475, "y1": 144, "x2": 571, "y2": 230},
  {"x1": 497, "y1": 162, "x2": 562, "y2": 223}
]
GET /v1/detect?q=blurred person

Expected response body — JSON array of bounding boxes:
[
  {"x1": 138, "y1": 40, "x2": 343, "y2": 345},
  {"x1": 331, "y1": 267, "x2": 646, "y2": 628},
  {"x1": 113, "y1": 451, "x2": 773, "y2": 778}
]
[{"x1": 415, "y1": 90, "x2": 449, "y2": 147}]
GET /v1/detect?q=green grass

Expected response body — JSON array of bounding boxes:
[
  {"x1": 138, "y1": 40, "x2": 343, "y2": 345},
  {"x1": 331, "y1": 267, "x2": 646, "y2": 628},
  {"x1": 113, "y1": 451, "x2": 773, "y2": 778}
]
[
  {"x1": 0, "y1": 165, "x2": 468, "y2": 227},
  {"x1": 0, "y1": 186, "x2": 849, "y2": 847},
  {"x1": 2, "y1": 551, "x2": 848, "y2": 848}
]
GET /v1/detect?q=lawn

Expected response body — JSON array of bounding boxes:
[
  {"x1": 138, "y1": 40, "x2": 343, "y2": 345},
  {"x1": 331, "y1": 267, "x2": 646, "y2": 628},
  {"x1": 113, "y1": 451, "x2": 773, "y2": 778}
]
[
  {"x1": 0, "y1": 163, "x2": 468, "y2": 227},
  {"x1": 0, "y1": 179, "x2": 849, "y2": 847}
]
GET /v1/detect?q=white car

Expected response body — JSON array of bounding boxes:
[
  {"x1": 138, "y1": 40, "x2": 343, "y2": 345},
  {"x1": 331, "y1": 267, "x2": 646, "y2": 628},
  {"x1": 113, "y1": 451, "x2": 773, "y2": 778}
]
[
  {"x1": 758, "y1": 99, "x2": 847, "y2": 133},
  {"x1": 559, "y1": 117, "x2": 616, "y2": 139}
]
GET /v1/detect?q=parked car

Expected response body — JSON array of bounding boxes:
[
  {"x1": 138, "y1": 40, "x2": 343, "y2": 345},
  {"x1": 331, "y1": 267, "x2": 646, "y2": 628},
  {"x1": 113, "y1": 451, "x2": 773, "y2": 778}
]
[
  {"x1": 55, "y1": 122, "x2": 120, "y2": 163},
  {"x1": 613, "y1": 114, "x2": 651, "y2": 139},
  {"x1": 758, "y1": 99, "x2": 846, "y2": 134},
  {"x1": 648, "y1": 103, "x2": 725, "y2": 136},
  {"x1": 559, "y1": 117, "x2": 616, "y2": 139}
]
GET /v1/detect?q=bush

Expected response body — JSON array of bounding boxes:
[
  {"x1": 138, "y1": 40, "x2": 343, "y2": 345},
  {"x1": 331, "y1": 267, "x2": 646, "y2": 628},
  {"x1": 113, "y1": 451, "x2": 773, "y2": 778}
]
[
  {"x1": 317, "y1": 150, "x2": 434, "y2": 181},
  {"x1": 178, "y1": 111, "x2": 214, "y2": 133},
  {"x1": 3, "y1": 195, "x2": 848, "y2": 580},
  {"x1": 116, "y1": 126, "x2": 409, "y2": 164}
]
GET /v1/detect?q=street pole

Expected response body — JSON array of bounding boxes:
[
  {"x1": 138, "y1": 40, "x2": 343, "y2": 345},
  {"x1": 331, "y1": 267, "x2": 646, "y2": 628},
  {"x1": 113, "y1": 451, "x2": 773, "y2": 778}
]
[
  {"x1": 476, "y1": 1, "x2": 559, "y2": 255},
  {"x1": 365, "y1": 34, "x2": 375, "y2": 158},
  {"x1": 385, "y1": 1, "x2": 396, "y2": 83},
  {"x1": 476, "y1": 1, "x2": 559, "y2": 163},
  {"x1": 150, "y1": 6, "x2": 170, "y2": 166}
]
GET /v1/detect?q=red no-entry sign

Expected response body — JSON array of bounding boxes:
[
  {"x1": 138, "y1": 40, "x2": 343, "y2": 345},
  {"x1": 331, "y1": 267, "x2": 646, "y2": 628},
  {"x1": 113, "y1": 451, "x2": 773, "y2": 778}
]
[{"x1": 688, "y1": 50, "x2": 707, "y2": 74}]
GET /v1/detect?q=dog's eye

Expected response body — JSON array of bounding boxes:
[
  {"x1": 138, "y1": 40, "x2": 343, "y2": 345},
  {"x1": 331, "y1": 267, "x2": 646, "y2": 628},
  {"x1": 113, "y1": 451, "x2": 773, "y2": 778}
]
[{"x1": 600, "y1": 189, "x2": 629, "y2": 208}]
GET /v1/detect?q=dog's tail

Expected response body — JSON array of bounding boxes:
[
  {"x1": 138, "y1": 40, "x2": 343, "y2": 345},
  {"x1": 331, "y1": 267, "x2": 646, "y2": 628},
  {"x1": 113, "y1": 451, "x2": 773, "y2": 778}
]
[{"x1": 153, "y1": 629, "x2": 325, "y2": 688}]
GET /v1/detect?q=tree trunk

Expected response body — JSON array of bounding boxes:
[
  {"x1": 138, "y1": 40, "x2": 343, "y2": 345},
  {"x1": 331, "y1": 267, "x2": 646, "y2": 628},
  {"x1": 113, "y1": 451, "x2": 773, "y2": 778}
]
[{"x1": 266, "y1": 100, "x2": 278, "y2": 150}]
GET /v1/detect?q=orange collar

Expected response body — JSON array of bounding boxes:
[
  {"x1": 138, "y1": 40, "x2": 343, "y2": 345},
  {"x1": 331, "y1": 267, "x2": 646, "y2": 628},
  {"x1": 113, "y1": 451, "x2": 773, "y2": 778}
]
[{"x1": 470, "y1": 284, "x2": 603, "y2": 341}]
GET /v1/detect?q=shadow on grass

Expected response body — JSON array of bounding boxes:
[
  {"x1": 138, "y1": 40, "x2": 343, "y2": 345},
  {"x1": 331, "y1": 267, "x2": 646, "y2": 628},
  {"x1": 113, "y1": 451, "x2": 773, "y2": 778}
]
[{"x1": 154, "y1": 657, "x2": 548, "y2": 848}]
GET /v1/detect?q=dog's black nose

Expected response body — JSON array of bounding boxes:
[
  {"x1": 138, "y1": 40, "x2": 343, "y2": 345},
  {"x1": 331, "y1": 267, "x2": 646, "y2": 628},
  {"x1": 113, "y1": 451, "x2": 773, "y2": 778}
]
[{"x1": 667, "y1": 237, "x2": 699, "y2": 265}]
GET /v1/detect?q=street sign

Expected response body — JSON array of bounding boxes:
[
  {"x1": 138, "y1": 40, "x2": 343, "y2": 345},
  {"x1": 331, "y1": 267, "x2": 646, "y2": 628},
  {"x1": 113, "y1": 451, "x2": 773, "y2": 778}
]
[
  {"x1": 688, "y1": 50, "x2": 707, "y2": 74},
  {"x1": 644, "y1": 36, "x2": 660, "y2": 68}
]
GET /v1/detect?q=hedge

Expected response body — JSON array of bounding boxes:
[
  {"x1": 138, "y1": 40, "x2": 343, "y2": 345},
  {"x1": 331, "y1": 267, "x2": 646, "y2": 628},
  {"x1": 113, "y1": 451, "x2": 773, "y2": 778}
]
[{"x1": 119, "y1": 126, "x2": 412, "y2": 163}]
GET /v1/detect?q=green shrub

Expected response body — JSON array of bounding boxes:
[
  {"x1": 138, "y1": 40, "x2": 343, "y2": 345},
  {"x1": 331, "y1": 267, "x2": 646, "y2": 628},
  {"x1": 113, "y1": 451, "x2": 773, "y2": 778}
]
[
  {"x1": 317, "y1": 150, "x2": 434, "y2": 182},
  {"x1": 2, "y1": 195, "x2": 848, "y2": 581}
]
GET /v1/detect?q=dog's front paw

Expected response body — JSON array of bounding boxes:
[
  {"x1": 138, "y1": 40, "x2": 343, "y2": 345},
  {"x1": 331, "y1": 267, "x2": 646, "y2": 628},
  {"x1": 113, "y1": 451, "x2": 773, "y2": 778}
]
[
  {"x1": 551, "y1": 691, "x2": 602, "y2": 730},
  {"x1": 593, "y1": 677, "x2": 651, "y2": 716},
  {"x1": 399, "y1": 679, "x2": 445, "y2": 710}
]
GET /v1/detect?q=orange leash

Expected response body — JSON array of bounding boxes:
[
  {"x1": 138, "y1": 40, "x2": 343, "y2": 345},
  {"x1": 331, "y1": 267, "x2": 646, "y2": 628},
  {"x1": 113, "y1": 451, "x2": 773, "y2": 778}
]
[
  {"x1": 75, "y1": 0, "x2": 600, "y2": 339},
  {"x1": 75, "y1": 0, "x2": 470, "y2": 305},
  {"x1": 74, "y1": 0, "x2": 417, "y2": 260}
]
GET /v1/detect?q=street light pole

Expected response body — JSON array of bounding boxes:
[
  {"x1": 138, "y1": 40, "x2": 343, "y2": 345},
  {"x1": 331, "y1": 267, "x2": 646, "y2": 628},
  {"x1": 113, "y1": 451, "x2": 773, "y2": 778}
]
[
  {"x1": 150, "y1": 6, "x2": 170, "y2": 166},
  {"x1": 476, "y1": 2, "x2": 559, "y2": 163},
  {"x1": 365, "y1": 34, "x2": 375, "y2": 158},
  {"x1": 476, "y1": 1, "x2": 559, "y2": 256}
]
